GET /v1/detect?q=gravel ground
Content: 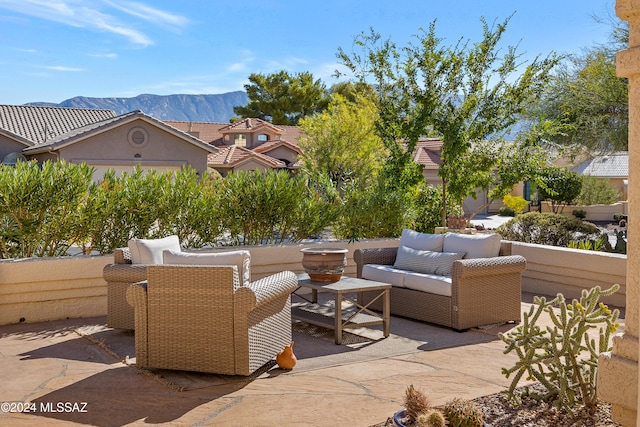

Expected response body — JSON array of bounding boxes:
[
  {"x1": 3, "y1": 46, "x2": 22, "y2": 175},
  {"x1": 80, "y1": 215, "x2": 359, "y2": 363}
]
[{"x1": 374, "y1": 383, "x2": 622, "y2": 427}]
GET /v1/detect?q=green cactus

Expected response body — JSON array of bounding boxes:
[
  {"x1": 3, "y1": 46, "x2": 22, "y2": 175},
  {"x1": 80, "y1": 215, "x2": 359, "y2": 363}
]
[
  {"x1": 404, "y1": 384, "x2": 431, "y2": 423},
  {"x1": 499, "y1": 284, "x2": 620, "y2": 416},
  {"x1": 416, "y1": 409, "x2": 447, "y2": 427},
  {"x1": 442, "y1": 397, "x2": 483, "y2": 427}
]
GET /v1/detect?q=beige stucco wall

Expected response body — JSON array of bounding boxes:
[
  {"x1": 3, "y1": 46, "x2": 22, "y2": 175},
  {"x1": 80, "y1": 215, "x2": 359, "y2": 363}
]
[
  {"x1": 0, "y1": 255, "x2": 112, "y2": 326},
  {"x1": 0, "y1": 238, "x2": 628, "y2": 331},
  {"x1": 598, "y1": 2, "x2": 640, "y2": 425},
  {"x1": 511, "y1": 242, "x2": 626, "y2": 307},
  {"x1": 540, "y1": 201, "x2": 629, "y2": 221},
  {"x1": 29, "y1": 118, "x2": 210, "y2": 178},
  {"x1": 0, "y1": 136, "x2": 28, "y2": 161}
]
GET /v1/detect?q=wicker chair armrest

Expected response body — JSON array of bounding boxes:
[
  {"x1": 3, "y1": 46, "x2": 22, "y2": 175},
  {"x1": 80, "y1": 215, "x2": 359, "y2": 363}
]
[
  {"x1": 354, "y1": 247, "x2": 399, "y2": 277},
  {"x1": 452, "y1": 255, "x2": 526, "y2": 280},
  {"x1": 126, "y1": 281, "x2": 148, "y2": 307},
  {"x1": 245, "y1": 271, "x2": 298, "y2": 307},
  {"x1": 103, "y1": 263, "x2": 149, "y2": 283}
]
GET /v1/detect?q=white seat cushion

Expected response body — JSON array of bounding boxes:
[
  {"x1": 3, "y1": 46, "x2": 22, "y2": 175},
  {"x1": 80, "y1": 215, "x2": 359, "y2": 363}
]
[
  {"x1": 163, "y1": 249, "x2": 251, "y2": 287},
  {"x1": 362, "y1": 264, "x2": 406, "y2": 288},
  {"x1": 443, "y1": 233, "x2": 502, "y2": 259},
  {"x1": 403, "y1": 271, "x2": 453, "y2": 297},
  {"x1": 399, "y1": 229, "x2": 445, "y2": 251},
  {"x1": 128, "y1": 235, "x2": 181, "y2": 264}
]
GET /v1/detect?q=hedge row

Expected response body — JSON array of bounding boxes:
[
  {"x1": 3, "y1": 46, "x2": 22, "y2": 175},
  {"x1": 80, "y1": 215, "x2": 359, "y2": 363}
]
[{"x1": 0, "y1": 161, "x2": 443, "y2": 258}]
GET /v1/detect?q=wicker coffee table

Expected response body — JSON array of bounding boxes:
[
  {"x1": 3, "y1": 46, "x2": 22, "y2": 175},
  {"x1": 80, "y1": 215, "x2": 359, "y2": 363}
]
[{"x1": 292, "y1": 273, "x2": 391, "y2": 344}]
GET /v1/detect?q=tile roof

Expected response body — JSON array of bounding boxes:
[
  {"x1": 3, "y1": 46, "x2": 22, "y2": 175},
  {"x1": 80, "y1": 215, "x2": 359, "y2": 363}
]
[
  {"x1": 22, "y1": 110, "x2": 218, "y2": 154},
  {"x1": 572, "y1": 152, "x2": 629, "y2": 178},
  {"x1": 0, "y1": 104, "x2": 116, "y2": 145},
  {"x1": 253, "y1": 139, "x2": 303, "y2": 155},
  {"x1": 163, "y1": 120, "x2": 302, "y2": 147},
  {"x1": 413, "y1": 138, "x2": 443, "y2": 169},
  {"x1": 208, "y1": 146, "x2": 285, "y2": 168}
]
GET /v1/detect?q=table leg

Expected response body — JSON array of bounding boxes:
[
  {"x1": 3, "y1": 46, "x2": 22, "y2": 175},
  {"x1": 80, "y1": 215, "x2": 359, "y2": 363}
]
[
  {"x1": 334, "y1": 293, "x2": 342, "y2": 345},
  {"x1": 383, "y1": 288, "x2": 390, "y2": 338}
]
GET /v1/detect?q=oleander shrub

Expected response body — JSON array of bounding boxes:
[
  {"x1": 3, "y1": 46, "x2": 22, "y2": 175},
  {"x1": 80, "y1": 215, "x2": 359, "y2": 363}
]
[
  {"x1": 496, "y1": 212, "x2": 603, "y2": 247},
  {"x1": 0, "y1": 160, "x2": 95, "y2": 258}
]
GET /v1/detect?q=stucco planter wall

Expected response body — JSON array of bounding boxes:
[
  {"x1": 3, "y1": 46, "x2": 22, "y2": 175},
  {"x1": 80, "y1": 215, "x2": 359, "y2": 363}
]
[
  {"x1": 540, "y1": 201, "x2": 628, "y2": 221},
  {"x1": 510, "y1": 241, "x2": 627, "y2": 307},
  {"x1": 0, "y1": 238, "x2": 627, "y2": 326}
]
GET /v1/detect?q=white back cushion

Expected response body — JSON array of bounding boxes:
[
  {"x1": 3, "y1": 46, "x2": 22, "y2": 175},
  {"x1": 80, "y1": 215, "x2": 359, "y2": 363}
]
[
  {"x1": 394, "y1": 245, "x2": 464, "y2": 276},
  {"x1": 128, "y1": 235, "x2": 181, "y2": 264},
  {"x1": 163, "y1": 249, "x2": 251, "y2": 287},
  {"x1": 443, "y1": 233, "x2": 502, "y2": 259},
  {"x1": 399, "y1": 229, "x2": 445, "y2": 251}
]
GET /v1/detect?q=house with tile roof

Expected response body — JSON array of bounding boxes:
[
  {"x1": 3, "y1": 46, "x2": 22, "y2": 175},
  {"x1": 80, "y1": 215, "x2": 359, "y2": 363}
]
[
  {"x1": 164, "y1": 118, "x2": 303, "y2": 175},
  {"x1": 0, "y1": 105, "x2": 218, "y2": 179},
  {"x1": 571, "y1": 152, "x2": 629, "y2": 200}
]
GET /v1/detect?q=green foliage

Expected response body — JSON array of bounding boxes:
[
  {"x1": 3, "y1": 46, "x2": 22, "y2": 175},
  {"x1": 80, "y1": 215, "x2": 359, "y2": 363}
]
[
  {"x1": 298, "y1": 93, "x2": 387, "y2": 187},
  {"x1": 496, "y1": 212, "x2": 603, "y2": 247},
  {"x1": 538, "y1": 167, "x2": 582, "y2": 213},
  {"x1": 411, "y1": 183, "x2": 444, "y2": 234},
  {"x1": 337, "y1": 16, "x2": 559, "y2": 225},
  {"x1": 575, "y1": 175, "x2": 621, "y2": 206},
  {"x1": 331, "y1": 179, "x2": 414, "y2": 242},
  {"x1": 566, "y1": 235, "x2": 610, "y2": 252},
  {"x1": 233, "y1": 70, "x2": 329, "y2": 125},
  {"x1": 498, "y1": 207, "x2": 516, "y2": 217},
  {"x1": 403, "y1": 384, "x2": 431, "y2": 423},
  {"x1": 503, "y1": 194, "x2": 529, "y2": 214},
  {"x1": 215, "y1": 169, "x2": 334, "y2": 245},
  {"x1": 0, "y1": 160, "x2": 94, "y2": 258},
  {"x1": 572, "y1": 209, "x2": 587, "y2": 219},
  {"x1": 442, "y1": 397, "x2": 483, "y2": 427},
  {"x1": 499, "y1": 285, "x2": 620, "y2": 416},
  {"x1": 525, "y1": 46, "x2": 628, "y2": 153}
]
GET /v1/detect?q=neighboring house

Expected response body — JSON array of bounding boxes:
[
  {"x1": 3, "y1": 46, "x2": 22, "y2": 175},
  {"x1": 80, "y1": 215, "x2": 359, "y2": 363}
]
[
  {"x1": 571, "y1": 152, "x2": 629, "y2": 200},
  {"x1": 164, "y1": 118, "x2": 303, "y2": 176},
  {"x1": 0, "y1": 105, "x2": 218, "y2": 179}
]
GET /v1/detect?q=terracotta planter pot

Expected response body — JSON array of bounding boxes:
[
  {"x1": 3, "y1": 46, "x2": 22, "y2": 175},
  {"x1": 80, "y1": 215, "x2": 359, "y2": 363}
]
[{"x1": 300, "y1": 247, "x2": 348, "y2": 282}]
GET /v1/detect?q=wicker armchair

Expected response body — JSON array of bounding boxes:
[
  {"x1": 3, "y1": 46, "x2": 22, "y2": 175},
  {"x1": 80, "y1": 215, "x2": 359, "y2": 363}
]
[
  {"x1": 354, "y1": 241, "x2": 526, "y2": 331},
  {"x1": 103, "y1": 247, "x2": 146, "y2": 330},
  {"x1": 126, "y1": 265, "x2": 298, "y2": 376}
]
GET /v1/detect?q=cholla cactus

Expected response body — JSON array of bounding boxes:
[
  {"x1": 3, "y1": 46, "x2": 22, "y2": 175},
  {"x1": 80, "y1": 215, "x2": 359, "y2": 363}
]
[
  {"x1": 442, "y1": 398, "x2": 483, "y2": 427},
  {"x1": 499, "y1": 284, "x2": 620, "y2": 416},
  {"x1": 404, "y1": 384, "x2": 431, "y2": 422},
  {"x1": 416, "y1": 409, "x2": 447, "y2": 427}
]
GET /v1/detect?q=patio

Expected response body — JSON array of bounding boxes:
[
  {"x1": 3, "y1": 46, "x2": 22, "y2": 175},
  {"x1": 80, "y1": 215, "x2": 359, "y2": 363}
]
[{"x1": 0, "y1": 292, "x2": 625, "y2": 427}]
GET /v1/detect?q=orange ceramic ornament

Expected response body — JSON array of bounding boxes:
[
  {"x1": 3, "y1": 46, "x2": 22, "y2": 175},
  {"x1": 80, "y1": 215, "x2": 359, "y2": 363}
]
[{"x1": 276, "y1": 341, "x2": 297, "y2": 370}]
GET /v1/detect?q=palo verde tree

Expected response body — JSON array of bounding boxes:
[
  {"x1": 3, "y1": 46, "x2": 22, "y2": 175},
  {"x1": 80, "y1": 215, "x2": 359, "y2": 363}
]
[
  {"x1": 233, "y1": 70, "x2": 330, "y2": 125},
  {"x1": 298, "y1": 93, "x2": 388, "y2": 188},
  {"x1": 338, "y1": 16, "x2": 560, "y2": 226}
]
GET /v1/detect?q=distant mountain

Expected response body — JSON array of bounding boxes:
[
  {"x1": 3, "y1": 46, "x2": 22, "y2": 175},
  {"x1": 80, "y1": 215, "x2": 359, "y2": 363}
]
[{"x1": 26, "y1": 92, "x2": 249, "y2": 123}]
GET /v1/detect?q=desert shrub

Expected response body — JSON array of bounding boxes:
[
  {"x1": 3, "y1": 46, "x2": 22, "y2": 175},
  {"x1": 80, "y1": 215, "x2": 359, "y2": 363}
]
[
  {"x1": 572, "y1": 209, "x2": 587, "y2": 219},
  {"x1": 499, "y1": 206, "x2": 516, "y2": 217},
  {"x1": 575, "y1": 175, "x2": 620, "y2": 206},
  {"x1": 503, "y1": 194, "x2": 529, "y2": 214},
  {"x1": 496, "y1": 212, "x2": 603, "y2": 247}
]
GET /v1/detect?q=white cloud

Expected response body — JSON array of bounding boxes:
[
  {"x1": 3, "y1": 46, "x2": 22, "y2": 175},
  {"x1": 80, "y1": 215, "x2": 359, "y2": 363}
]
[
  {"x1": 0, "y1": 0, "x2": 187, "y2": 46},
  {"x1": 44, "y1": 65, "x2": 84, "y2": 72},
  {"x1": 89, "y1": 52, "x2": 118, "y2": 58}
]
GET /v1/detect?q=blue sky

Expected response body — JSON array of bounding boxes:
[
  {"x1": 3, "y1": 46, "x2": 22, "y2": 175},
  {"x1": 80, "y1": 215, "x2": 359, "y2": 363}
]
[{"x1": 0, "y1": 0, "x2": 619, "y2": 105}]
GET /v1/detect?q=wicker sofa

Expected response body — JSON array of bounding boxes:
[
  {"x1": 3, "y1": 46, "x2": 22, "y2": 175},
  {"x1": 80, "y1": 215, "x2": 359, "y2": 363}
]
[
  {"x1": 103, "y1": 247, "x2": 146, "y2": 329},
  {"x1": 127, "y1": 265, "x2": 298, "y2": 375},
  {"x1": 354, "y1": 230, "x2": 526, "y2": 331}
]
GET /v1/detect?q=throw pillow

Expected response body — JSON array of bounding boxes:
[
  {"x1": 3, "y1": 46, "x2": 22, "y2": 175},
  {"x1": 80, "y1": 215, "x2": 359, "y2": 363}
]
[
  {"x1": 398, "y1": 228, "x2": 445, "y2": 251},
  {"x1": 442, "y1": 233, "x2": 502, "y2": 259},
  {"x1": 162, "y1": 249, "x2": 251, "y2": 287},
  {"x1": 393, "y1": 245, "x2": 465, "y2": 276},
  {"x1": 128, "y1": 235, "x2": 181, "y2": 265}
]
